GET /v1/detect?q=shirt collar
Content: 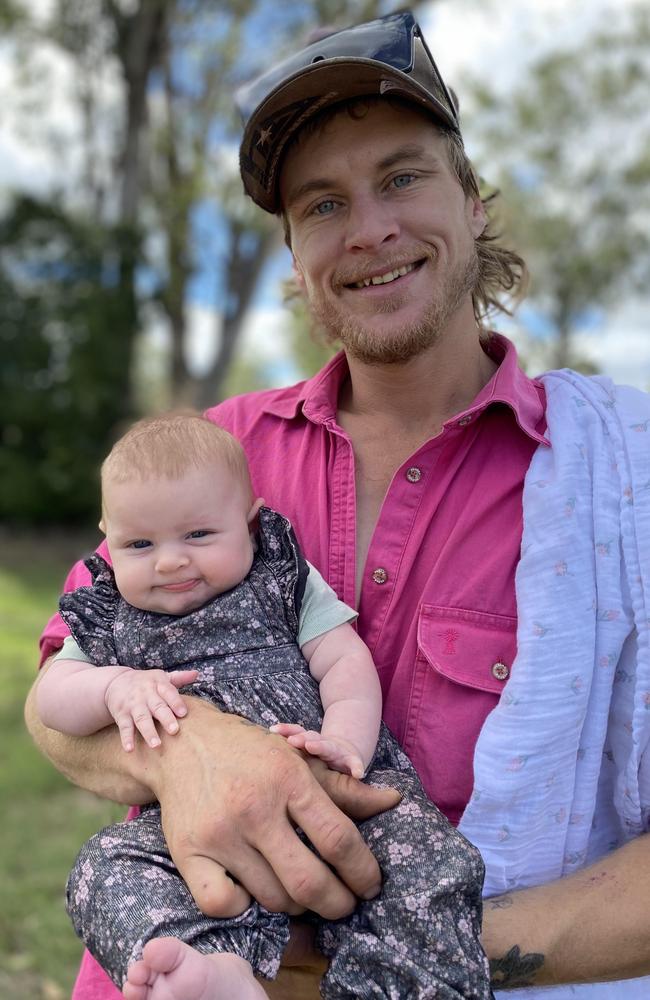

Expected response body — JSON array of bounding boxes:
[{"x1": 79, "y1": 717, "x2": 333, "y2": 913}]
[
  {"x1": 261, "y1": 333, "x2": 549, "y2": 446},
  {"x1": 260, "y1": 350, "x2": 348, "y2": 422},
  {"x1": 452, "y1": 332, "x2": 549, "y2": 445}
]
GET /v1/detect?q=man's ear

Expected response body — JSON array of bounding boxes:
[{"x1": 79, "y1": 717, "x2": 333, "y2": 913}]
[
  {"x1": 292, "y1": 256, "x2": 306, "y2": 290},
  {"x1": 468, "y1": 195, "x2": 487, "y2": 239}
]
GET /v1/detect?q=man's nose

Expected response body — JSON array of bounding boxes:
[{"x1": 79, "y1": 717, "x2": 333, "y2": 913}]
[
  {"x1": 154, "y1": 546, "x2": 189, "y2": 573},
  {"x1": 344, "y1": 195, "x2": 399, "y2": 252}
]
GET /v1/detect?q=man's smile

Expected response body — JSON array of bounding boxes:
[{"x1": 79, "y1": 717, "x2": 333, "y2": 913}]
[{"x1": 345, "y1": 259, "x2": 425, "y2": 290}]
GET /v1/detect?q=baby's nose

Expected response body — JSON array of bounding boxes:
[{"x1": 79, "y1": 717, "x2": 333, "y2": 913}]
[{"x1": 155, "y1": 547, "x2": 189, "y2": 572}]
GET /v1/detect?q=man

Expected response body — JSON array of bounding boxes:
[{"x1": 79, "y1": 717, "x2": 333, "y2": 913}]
[{"x1": 26, "y1": 11, "x2": 650, "y2": 999}]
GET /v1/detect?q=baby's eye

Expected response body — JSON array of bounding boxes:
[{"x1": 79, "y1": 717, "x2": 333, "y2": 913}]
[
  {"x1": 392, "y1": 173, "x2": 414, "y2": 189},
  {"x1": 129, "y1": 539, "x2": 151, "y2": 549},
  {"x1": 187, "y1": 529, "x2": 211, "y2": 539}
]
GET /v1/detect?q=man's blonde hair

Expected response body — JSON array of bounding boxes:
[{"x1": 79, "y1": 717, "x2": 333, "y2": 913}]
[{"x1": 101, "y1": 412, "x2": 252, "y2": 510}]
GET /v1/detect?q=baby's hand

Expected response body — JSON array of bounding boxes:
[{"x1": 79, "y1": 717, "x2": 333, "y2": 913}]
[
  {"x1": 105, "y1": 668, "x2": 198, "y2": 752},
  {"x1": 270, "y1": 723, "x2": 366, "y2": 779}
]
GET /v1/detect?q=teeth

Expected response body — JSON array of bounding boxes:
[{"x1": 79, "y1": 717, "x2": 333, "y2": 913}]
[{"x1": 354, "y1": 263, "x2": 415, "y2": 288}]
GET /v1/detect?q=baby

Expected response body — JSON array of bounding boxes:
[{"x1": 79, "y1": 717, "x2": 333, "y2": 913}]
[{"x1": 37, "y1": 412, "x2": 492, "y2": 1000}]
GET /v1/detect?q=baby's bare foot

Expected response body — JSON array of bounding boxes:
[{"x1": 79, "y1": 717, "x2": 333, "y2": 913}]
[{"x1": 122, "y1": 937, "x2": 269, "y2": 1000}]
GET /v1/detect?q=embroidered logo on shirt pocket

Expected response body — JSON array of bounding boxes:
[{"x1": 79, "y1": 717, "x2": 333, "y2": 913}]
[{"x1": 418, "y1": 605, "x2": 517, "y2": 694}]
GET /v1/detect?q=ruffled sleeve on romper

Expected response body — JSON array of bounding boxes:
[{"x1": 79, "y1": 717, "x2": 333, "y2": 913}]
[
  {"x1": 58, "y1": 554, "x2": 121, "y2": 666},
  {"x1": 254, "y1": 507, "x2": 309, "y2": 632}
]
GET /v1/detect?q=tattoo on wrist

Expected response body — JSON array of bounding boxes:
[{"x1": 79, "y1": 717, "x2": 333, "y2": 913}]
[
  {"x1": 487, "y1": 893, "x2": 514, "y2": 910},
  {"x1": 490, "y1": 946, "x2": 545, "y2": 989}
]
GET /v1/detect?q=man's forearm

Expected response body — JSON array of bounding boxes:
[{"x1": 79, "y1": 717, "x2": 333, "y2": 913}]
[
  {"x1": 482, "y1": 833, "x2": 650, "y2": 989},
  {"x1": 25, "y1": 661, "x2": 155, "y2": 804}
]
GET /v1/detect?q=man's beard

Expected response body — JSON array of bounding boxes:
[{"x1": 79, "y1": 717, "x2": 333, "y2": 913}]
[{"x1": 310, "y1": 247, "x2": 479, "y2": 366}]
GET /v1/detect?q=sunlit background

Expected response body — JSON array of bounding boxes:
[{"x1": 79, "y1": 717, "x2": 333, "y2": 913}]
[
  {"x1": 1, "y1": 0, "x2": 649, "y2": 525},
  {"x1": 0, "y1": 1, "x2": 648, "y2": 996}
]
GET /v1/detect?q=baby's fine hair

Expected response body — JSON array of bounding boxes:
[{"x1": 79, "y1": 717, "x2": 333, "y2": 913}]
[{"x1": 101, "y1": 411, "x2": 252, "y2": 497}]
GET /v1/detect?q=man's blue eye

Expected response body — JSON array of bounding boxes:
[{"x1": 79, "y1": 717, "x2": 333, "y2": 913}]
[
  {"x1": 130, "y1": 539, "x2": 151, "y2": 549},
  {"x1": 393, "y1": 174, "x2": 413, "y2": 188},
  {"x1": 315, "y1": 199, "x2": 335, "y2": 215}
]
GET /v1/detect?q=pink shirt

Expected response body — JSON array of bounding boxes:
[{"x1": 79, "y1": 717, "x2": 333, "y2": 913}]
[
  {"x1": 41, "y1": 334, "x2": 547, "y2": 999},
  {"x1": 207, "y1": 334, "x2": 547, "y2": 823}
]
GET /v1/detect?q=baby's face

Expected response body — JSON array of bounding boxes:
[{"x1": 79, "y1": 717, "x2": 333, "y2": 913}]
[{"x1": 103, "y1": 465, "x2": 262, "y2": 615}]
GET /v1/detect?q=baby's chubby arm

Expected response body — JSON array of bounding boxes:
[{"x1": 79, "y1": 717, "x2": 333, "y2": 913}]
[
  {"x1": 272, "y1": 623, "x2": 382, "y2": 778},
  {"x1": 36, "y1": 658, "x2": 198, "y2": 752}
]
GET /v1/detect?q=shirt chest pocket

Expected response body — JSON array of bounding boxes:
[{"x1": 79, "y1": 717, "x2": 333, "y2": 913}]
[
  {"x1": 418, "y1": 605, "x2": 517, "y2": 691},
  {"x1": 403, "y1": 605, "x2": 517, "y2": 824}
]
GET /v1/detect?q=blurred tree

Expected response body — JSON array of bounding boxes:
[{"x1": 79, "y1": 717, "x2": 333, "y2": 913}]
[
  {"x1": 466, "y1": 4, "x2": 650, "y2": 369},
  {"x1": 0, "y1": 0, "x2": 402, "y2": 521},
  {"x1": 0, "y1": 0, "x2": 166, "y2": 522},
  {"x1": 284, "y1": 283, "x2": 337, "y2": 380},
  {"x1": 4, "y1": 1, "x2": 471, "y2": 524},
  {"x1": 0, "y1": 0, "x2": 25, "y2": 28},
  {"x1": 147, "y1": 0, "x2": 398, "y2": 408},
  {"x1": 4, "y1": 0, "x2": 401, "y2": 411},
  {"x1": 0, "y1": 196, "x2": 137, "y2": 523},
  {"x1": 47, "y1": 0, "x2": 168, "y2": 403}
]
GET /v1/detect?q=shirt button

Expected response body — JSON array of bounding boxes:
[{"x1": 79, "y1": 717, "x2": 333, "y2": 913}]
[
  {"x1": 491, "y1": 661, "x2": 510, "y2": 681},
  {"x1": 457, "y1": 415, "x2": 473, "y2": 427},
  {"x1": 406, "y1": 467, "x2": 422, "y2": 483},
  {"x1": 372, "y1": 567, "x2": 388, "y2": 585}
]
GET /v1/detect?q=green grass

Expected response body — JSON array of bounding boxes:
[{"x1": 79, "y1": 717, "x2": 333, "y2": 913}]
[{"x1": 0, "y1": 528, "x2": 123, "y2": 999}]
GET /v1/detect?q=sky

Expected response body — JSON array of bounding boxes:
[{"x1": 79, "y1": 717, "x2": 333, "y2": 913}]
[{"x1": 0, "y1": 0, "x2": 648, "y2": 389}]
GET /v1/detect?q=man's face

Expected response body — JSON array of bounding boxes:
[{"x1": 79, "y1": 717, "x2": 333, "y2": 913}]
[{"x1": 280, "y1": 101, "x2": 486, "y2": 365}]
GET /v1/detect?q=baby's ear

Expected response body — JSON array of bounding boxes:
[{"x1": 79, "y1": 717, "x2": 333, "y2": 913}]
[
  {"x1": 247, "y1": 498, "x2": 264, "y2": 550},
  {"x1": 247, "y1": 497, "x2": 264, "y2": 527},
  {"x1": 98, "y1": 518, "x2": 106, "y2": 535}
]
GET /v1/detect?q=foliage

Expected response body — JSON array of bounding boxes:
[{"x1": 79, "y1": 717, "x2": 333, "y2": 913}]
[
  {"x1": 13, "y1": 0, "x2": 397, "y2": 408},
  {"x1": 0, "y1": 196, "x2": 138, "y2": 523},
  {"x1": 286, "y1": 289, "x2": 338, "y2": 380},
  {"x1": 466, "y1": 4, "x2": 650, "y2": 368},
  {"x1": 0, "y1": 0, "x2": 408, "y2": 523}
]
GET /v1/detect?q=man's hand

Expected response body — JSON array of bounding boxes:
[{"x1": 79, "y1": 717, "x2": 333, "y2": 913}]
[
  {"x1": 149, "y1": 701, "x2": 400, "y2": 921},
  {"x1": 28, "y1": 669, "x2": 400, "y2": 921}
]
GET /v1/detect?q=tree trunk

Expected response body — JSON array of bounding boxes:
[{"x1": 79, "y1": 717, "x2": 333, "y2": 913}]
[
  {"x1": 110, "y1": 0, "x2": 167, "y2": 224},
  {"x1": 195, "y1": 224, "x2": 279, "y2": 409},
  {"x1": 105, "y1": 0, "x2": 168, "y2": 412}
]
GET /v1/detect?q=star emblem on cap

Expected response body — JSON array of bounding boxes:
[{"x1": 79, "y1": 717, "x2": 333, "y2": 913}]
[{"x1": 256, "y1": 126, "x2": 273, "y2": 147}]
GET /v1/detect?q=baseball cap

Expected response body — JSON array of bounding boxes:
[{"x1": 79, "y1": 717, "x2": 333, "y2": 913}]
[{"x1": 237, "y1": 11, "x2": 460, "y2": 213}]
